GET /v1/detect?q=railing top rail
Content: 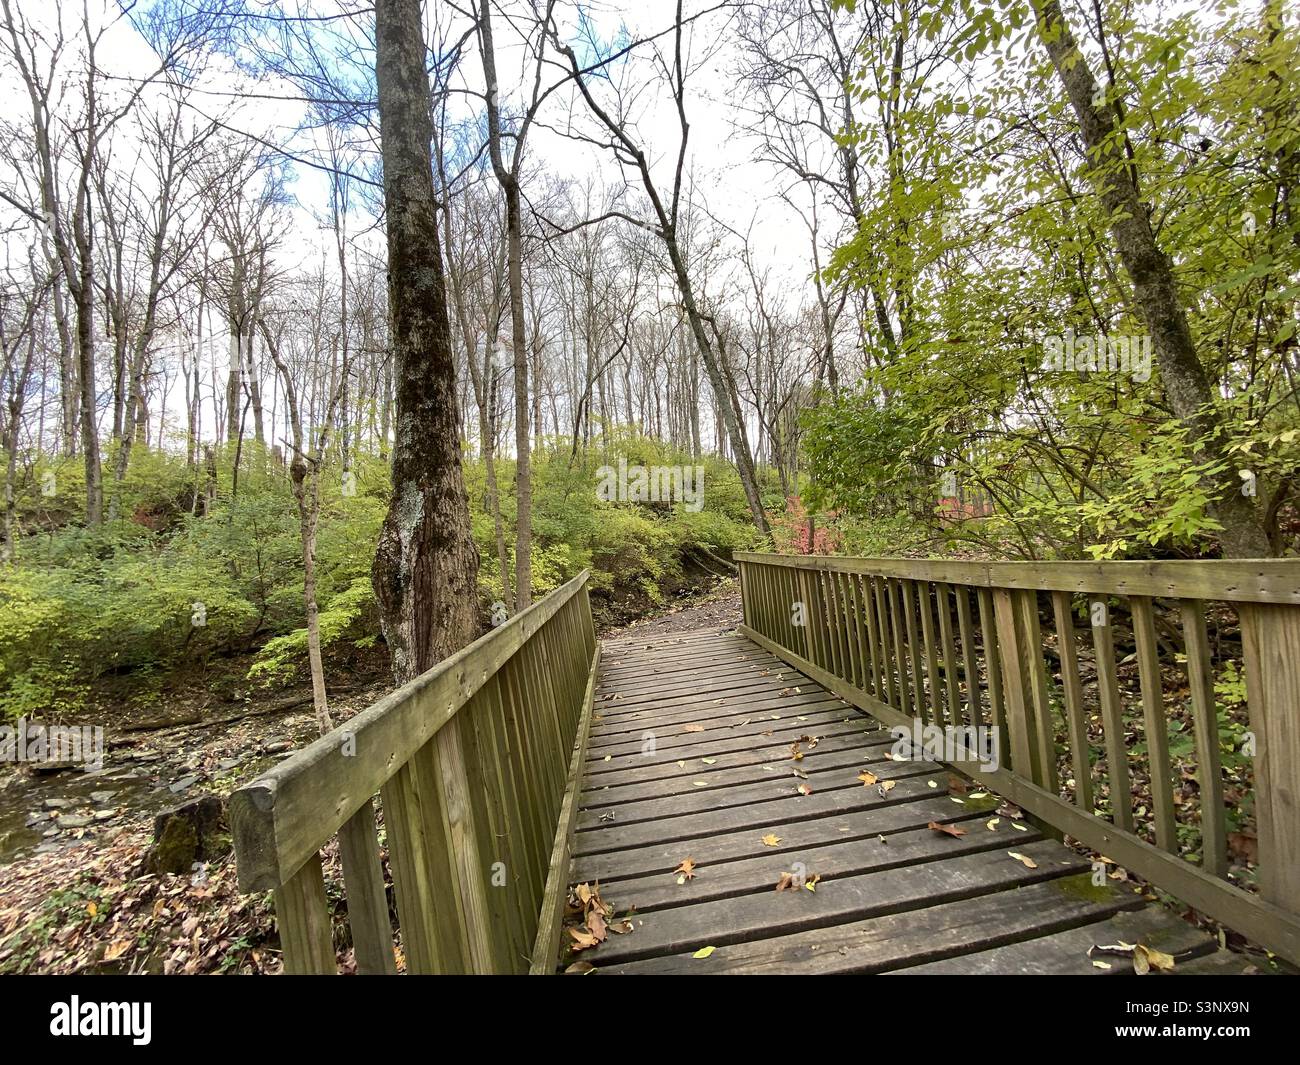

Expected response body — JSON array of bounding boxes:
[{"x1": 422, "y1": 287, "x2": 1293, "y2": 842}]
[
  {"x1": 734, "y1": 552, "x2": 1300, "y2": 604},
  {"x1": 229, "y1": 570, "x2": 591, "y2": 892}
]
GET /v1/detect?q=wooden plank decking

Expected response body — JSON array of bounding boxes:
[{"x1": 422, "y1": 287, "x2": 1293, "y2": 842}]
[{"x1": 571, "y1": 627, "x2": 1258, "y2": 975}]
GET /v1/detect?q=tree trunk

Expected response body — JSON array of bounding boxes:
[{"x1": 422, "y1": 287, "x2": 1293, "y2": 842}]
[
  {"x1": 1034, "y1": 0, "x2": 1270, "y2": 558},
  {"x1": 372, "y1": 0, "x2": 481, "y2": 683}
]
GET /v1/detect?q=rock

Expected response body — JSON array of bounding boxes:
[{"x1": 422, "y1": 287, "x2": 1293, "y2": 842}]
[
  {"x1": 58, "y1": 814, "x2": 93, "y2": 829},
  {"x1": 169, "y1": 775, "x2": 199, "y2": 794},
  {"x1": 142, "y1": 794, "x2": 228, "y2": 876},
  {"x1": 24, "y1": 811, "x2": 52, "y2": 826},
  {"x1": 42, "y1": 798, "x2": 72, "y2": 810},
  {"x1": 93, "y1": 809, "x2": 117, "y2": 822},
  {"x1": 263, "y1": 740, "x2": 292, "y2": 754},
  {"x1": 29, "y1": 761, "x2": 79, "y2": 776},
  {"x1": 42, "y1": 827, "x2": 59, "y2": 838},
  {"x1": 90, "y1": 790, "x2": 117, "y2": 803},
  {"x1": 217, "y1": 758, "x2": 240, "y2": 770},
  {"x1": 34, "y1": 842, "x2": 61, "y2": 854}
]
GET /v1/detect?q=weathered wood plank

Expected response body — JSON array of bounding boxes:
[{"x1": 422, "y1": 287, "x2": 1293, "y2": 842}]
[
  {"x1": 584, "y1": 838, "x2": 1088, "y2": 967},
  {"x1": 275, "y1": 852, "x2": 336, "y2": 975},
  {"x1": 733, "y1": 552, "x2": 1300, "y2": 605},
  {"x1": 336, "y1": 798, "x2": 396, "y2": 975},
  {"x1": 530, "y1": 644, "x2": 602, "y2": 974}
]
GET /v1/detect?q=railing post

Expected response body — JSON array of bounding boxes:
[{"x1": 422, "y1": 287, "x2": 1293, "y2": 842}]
[
  {"x1": 1239, "y1": 602, "x2": 1300, "y2": 910},
  {"x1": 276, "y1": 852, "x2": 336, "y2": 974},
  {"x1": 337, "y1": 798, "x2": 397, "y2": 974}
]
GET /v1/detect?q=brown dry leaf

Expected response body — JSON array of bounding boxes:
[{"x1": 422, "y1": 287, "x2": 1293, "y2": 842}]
[
  {"x1": 779, "y1": 687, "x2": 795, "y2": 697},
  {"x1": 1133, "y1": 944, "x2": 1175, "y2": 974},
  {"x1": 1007, "y1": 851, "x2": 1038, "y2": 869},
  {"x1": 996, "y1": 801, "x2": 1024, "y2": 820},
  {"x1": 878, "y1": 779, "x2": 896, "y2": 793},
  {"x1": 774, "y1": 872, "x2": 795, "y2": 892},
  {"x1": 760, "y1": 833, "x2": 782, "y2": 847},
  {"x1": 673, "y1": 857, "x2": 697, "y2": 882},
  {"x1": 565, "y1": 960, "x2": 596, "y2": 974},
  {"x1": 682, "y1": 724, "x2": 706, "y2": 733},
  {"x1": 858, "y1": 771, "x2": 878, "y2": 787},
  {"x1": 102, "y1": 940, "x2": 132, "y2": 962},
  {"x1": 1227, "y1": 831, "x2": 1259, "y2": 864},
  {"x1": 797, "y1": 783, "x2": 813, "y2": 796},
  {"x1": 927, "y1": 821, "x2": 967, "y2": 838},
  {"x1": 568, "y1": 928, "x2": 600, "y2": 951},
  {"x1": 790, "y1": 743, "x2": 804, "y2": 761},
  {"x1": 586, "y1": 908, "x2": 609, "y2": 943}
]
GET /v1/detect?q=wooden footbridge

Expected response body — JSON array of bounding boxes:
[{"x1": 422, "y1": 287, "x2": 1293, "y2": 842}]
[{"x1": 231, "y1": 554, "x2": 1300, "y2": 974}]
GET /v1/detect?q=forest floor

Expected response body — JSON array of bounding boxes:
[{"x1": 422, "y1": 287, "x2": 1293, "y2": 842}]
[{"x1": 0, "y1": 576, "x2": 741, "y2": 974}]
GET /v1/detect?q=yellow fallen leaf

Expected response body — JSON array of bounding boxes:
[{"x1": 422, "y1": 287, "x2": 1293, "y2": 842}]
[
  {"x1": 879, "y1": 779, "x2": 896, "y2": 792},
  {"x1": 858, "y1": 771, "x2": 878, "y2": 787},
  {"x1": 1012, "y1": 822, "x2": 1028, "y2": 831},
  {"x1": 1007, "y1": 851, "x2": 1038, "y2": 869},
  {"x1": 760, "y1": 833, "x2": 782, "y2": 847},
  {"x1": 693, "y1": 946, "x2": 716, "y2": 959},
  {"x1": 692, "y1": 781, "x2": 709, "y2": 787},
  {"x1": 986, "y1": 817, "x2": 1000, "y2": 831},
  {"x1": 701, "y1": 758, "x2": 716, "y2": 765},
  {"x1": 927, "y1": 780, "x2": 938, "y2": 788},
  {"x1": 1091, "y1": 960, "x2": 1112, "y2": 970}
]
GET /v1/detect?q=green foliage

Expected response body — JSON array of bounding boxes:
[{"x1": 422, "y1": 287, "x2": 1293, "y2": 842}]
[
  {"x1": 1, "y1": 434, "x2": 760, "y2": 716},
  {"x1": 805, "y1": 0, "x2": 1300, "y2": 560}
]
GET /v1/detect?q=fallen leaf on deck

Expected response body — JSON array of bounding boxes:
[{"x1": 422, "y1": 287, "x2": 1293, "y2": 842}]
[
  {"x1": 985, "y1": 817, "x2": 1000, "y2": 831},
  {"x1": 693, "y1": 946, "x2": 716, "y2": 959},
  {"x1": 673, "y1": 858, "x2": 697, "y2": 882},
  {"x1": 1133, "y1": 944, "x2": 1175, "y2": 974},
  {"x1": 761, "y1": 834, "x2": 782, "y2": 846},
  {"x1": 928, "y1": 821, "x2": 966, "y2": 838},
  {"x1": 682, "y1": 724, "x2": 706, "y2": 733},
  {"x1": 797, "y1": 783, "x2": 813, "y2": 796},
  {"x1": 858, "y1": 771, "x2": 878, "y2": 787},
  {"x1": 1007, "y1": 851, "x2": 1038, "y2": 869}
]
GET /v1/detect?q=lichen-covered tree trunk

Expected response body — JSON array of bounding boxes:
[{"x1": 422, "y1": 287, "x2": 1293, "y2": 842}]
[
  {"x1": 372, "y1": 0, "x2": 481, "y2": 683},
  {"x1": 1034, "y1": 0, "x2": 1270, "y2": 558}
]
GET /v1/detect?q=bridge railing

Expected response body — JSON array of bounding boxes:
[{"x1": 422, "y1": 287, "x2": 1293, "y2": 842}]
[
  {"x1": 735, "y1": 552, "x2": 1300, "y2": 965},
  {"x1": 229, "y1": 571, "x2": 599, "y2": 974}
]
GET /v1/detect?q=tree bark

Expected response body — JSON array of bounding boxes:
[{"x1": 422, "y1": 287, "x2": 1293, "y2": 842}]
[{"x1": 372, "y1": 0, "x2": 481, "y2": 683}]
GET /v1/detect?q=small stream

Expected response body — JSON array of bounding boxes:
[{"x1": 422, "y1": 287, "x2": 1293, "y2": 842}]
[{"x1": 0, "y1": 716, "x2": 322, "y2": 865}]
